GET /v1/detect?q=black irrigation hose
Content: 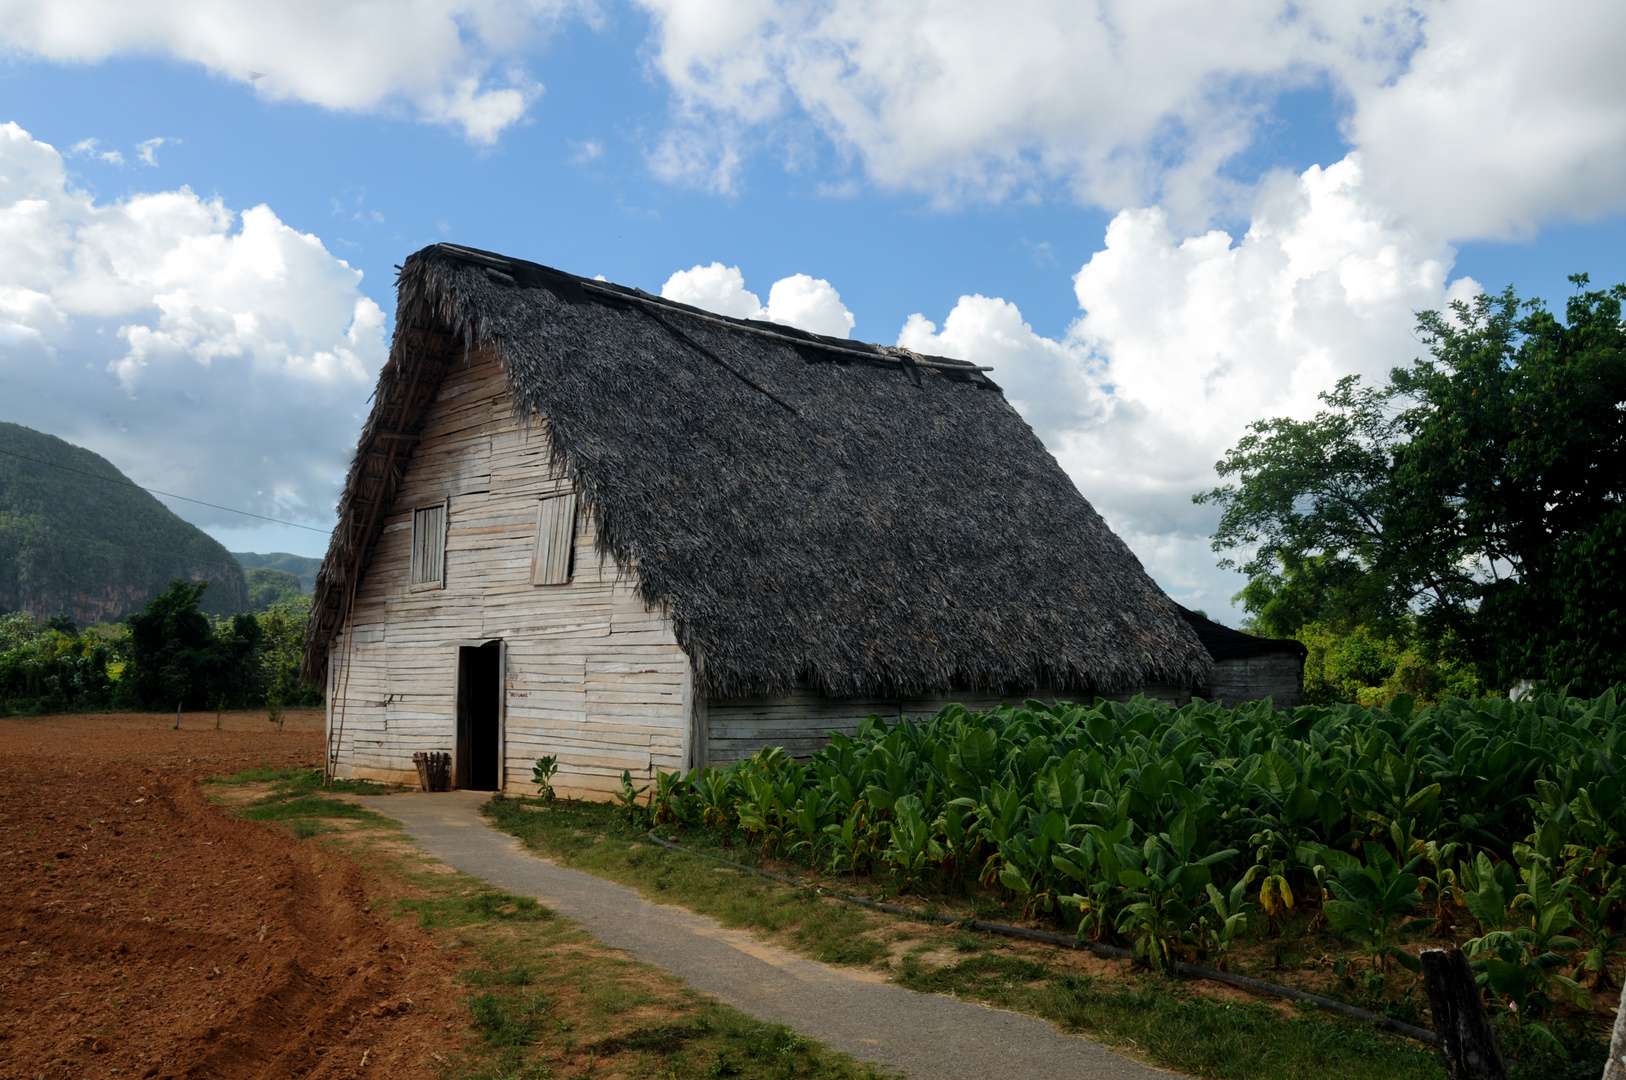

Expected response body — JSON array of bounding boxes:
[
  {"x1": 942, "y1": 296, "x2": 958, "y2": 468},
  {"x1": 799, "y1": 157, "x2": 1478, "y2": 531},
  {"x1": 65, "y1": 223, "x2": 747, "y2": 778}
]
[{"x1": 645, "y1": 830, "x2": 1440, "y2": 1047}]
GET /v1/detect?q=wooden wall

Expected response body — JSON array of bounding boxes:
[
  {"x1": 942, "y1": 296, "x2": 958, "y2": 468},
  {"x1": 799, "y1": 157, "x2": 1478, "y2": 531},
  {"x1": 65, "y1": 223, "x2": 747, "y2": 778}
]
[
  {"x1": 326, "y1": 346, "x2": 693, "y2": 798},
  {"x1": 704, "y1": 683, "x2": 1194, "y2": 765},
  {"x1": 703, "y1": 689, "x2": 1022, "y2": 764},
  {"x1": 1204, "y1": 653, "x2": 1304, "y2": 708}
]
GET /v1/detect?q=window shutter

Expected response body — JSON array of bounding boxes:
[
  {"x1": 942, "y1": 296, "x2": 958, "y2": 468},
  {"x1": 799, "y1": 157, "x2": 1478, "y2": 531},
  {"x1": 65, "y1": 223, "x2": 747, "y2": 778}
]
[
  {"x1": 410, "y1": 503, "x2": 446, "y2": 586},
  {"x1": 531, "y1": 493, "x2": 577, "y2": 585}
]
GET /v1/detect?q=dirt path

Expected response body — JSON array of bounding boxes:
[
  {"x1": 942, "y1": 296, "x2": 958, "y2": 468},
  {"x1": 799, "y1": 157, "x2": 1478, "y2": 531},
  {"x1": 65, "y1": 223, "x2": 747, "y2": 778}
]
[
  {"x1": 0, "y1": 713, "x2": 462, "y2": 1080},
  {"x1": 369, "y1": 790, "x2": 1179, "y2": 1080}
]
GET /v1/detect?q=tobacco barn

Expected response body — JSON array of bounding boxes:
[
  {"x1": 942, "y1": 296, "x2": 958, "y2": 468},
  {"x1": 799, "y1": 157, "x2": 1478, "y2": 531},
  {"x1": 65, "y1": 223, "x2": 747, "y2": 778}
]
[
  {"x1": 1177, "y1": 606, "x2": 1307, "y2": 708},
  {"x1": 301, "y1": 244, "x2": 1214, "y2": 796}
]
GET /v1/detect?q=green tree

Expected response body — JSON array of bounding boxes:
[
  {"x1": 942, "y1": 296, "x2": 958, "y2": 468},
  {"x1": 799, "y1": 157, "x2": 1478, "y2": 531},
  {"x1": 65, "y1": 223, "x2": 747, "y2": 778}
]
[
  {"x1": 1197, "y1": 377, "x2": 1410, "y2": 638},
  {"x1": 256, "y1": 597, "x2": 322, "y2": 707},
  {"x1": 1391, "y1": 279, "x2": 1626, "y2": 689},
  {"x1": 1200, "y1": 276, "x2": 1626, "y2": 693},
  {"x1": 0, "y1": 611, "x2": 120, "y2": 713},
  {"x1": 121, "y1": 579, "x2": 264, "y2": 710}
]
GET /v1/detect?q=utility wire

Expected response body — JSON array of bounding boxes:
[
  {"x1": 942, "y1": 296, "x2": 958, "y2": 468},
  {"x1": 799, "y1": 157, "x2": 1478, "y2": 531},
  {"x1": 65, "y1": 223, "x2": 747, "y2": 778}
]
[{"x1": 0, "y1": 446, "x2": 332, "y2": 534}]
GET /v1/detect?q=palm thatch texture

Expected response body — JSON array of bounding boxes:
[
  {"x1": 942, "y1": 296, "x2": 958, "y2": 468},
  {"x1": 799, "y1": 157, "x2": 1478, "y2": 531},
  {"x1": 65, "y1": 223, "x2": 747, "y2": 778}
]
[{"x1": 301, "y1": 244, "x2": 1211, "y2": 700}]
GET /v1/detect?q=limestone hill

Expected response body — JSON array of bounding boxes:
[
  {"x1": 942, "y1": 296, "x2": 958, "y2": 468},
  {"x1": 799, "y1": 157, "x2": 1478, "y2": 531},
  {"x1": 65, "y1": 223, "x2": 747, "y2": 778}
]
[{"x1": 0, "y1": 422, "x2": 247, "y2": 623}]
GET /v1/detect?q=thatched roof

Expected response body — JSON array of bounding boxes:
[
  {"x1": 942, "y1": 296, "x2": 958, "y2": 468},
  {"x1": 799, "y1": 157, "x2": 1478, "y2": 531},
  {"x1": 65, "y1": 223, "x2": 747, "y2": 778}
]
[
  {"x1": 1176, "y1": 605, "x2": 1308, "y2": 663},
  {"x1": 301, "y1": 243, "x2": 1211, "y2": 698}
]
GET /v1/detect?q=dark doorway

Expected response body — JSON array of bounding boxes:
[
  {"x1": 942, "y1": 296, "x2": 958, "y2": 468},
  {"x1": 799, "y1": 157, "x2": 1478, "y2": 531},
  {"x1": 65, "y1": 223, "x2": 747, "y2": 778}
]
[{"x1": 456, "y1": 642, "x2": 501, "y2": 790}]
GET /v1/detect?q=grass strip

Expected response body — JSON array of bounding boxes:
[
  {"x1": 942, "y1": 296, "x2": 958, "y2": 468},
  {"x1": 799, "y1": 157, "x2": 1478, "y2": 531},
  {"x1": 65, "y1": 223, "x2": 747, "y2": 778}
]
[
  {"x1": 485, "y1": 796, "x2": 893, "y2": 967},
  {"x1": 486, "y1": 795, "x2": 1450, "y2": 1080},
  {"x1": 641, "y1": 828, "x2": 1443, "y2": 1046},
  {"x1": 211, "y1": 769, "x2": 896, "y2": 1080}
]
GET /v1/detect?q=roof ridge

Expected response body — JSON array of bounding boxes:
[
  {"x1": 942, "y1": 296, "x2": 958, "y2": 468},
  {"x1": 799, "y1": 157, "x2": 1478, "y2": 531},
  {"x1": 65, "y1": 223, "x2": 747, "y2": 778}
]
[{"x1": 429, "y1": 243, "x2": 995, "y2": 378}]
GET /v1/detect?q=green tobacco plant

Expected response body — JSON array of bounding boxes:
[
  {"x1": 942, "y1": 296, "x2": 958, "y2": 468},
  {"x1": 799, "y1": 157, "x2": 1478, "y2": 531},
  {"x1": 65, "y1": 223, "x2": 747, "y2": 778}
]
[
  {"x1": 737, "y1": 770, "x2": 797, "y2": 859},
  {"x1": 531, "y1": 755, "x2": 559, "y2": 803},
  {"x1": 650, "y1": 769, "x2": 694, "y2": 826},
  {"x1": 823, "y1": 802, "x2": 879, "y2": 880},
  {"x1": 1568, "y1": 878, "x2": 1625, "y2": 991},
  {"x1": 996, "y1": 809, "x2": 1073, "y2": 917},
  {"x1": 1058, "y1": 820, "x2": 1130, "y2": 943},
  {"x1": 696, "y1": 770, "x2": 737, "y2": 843},
  {"x1": 934, "y1": 798, "x2": 979, "y2": 886},
  {"x1": 882, "y1": 794, "x2": 943, "y2": 893},
  {"x1": 1321, "y1": 843, "x2": 1433, "y2": 972},
  {"x1": 1198, "y1": 878, "x2": 1252, "y2": 970},
  {"x1": 1462, "y1": 851, "x2": 1591, "y2": 1050},
  {"x1": 786, "y1": 790, "x2": 836, "y2": 866},
  {"x1": 1414, "y1": 836, "x2": 1464, "y2": 924},
  {"x1": 614, "y1": 770, "x2": 650, "y2": 826},
  {"x1": 480, "y1": 687, "x2": 1626, "y2": 1072},
  {"x1": 1113, "y1": 810, "x2": 1237, "y2": 972}
]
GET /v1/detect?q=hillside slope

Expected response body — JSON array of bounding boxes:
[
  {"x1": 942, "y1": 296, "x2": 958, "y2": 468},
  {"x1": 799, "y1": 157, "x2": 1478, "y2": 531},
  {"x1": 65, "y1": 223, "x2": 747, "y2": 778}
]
[
  {"x1": 245, "y1": 567, "x2": 305, "y2": 610},
  {"x1": 0, "y1": 423, "x2": 247, "y2": 622}
]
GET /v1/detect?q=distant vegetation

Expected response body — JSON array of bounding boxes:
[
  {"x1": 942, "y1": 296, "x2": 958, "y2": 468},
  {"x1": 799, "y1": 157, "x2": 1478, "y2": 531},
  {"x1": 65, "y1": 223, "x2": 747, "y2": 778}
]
[
  {"x1": 1202, "y1": 277, "x2": 1626, "y2": 702},
  {"x1": 245, "y1": 567, "x2": 305, "y2": 611},
  {"x1": 0, "y1": 579, "x2": 321, "y2": 715},
  {"x1": 0, "y1": 422, "x2": 247, "y2": 622},
  {"x1": 233, "y1": 550, "x2": 322, "y2": 593}
]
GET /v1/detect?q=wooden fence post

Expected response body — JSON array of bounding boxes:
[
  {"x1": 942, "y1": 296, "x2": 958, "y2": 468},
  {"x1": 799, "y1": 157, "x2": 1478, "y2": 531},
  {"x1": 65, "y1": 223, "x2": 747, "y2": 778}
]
[
  {"x1": 1421, "y1": 948, "x2": 1507, "y2": 1080},
  {"x1": 1604, "y1": 988, "x2": 1626, "y2": 1080}
]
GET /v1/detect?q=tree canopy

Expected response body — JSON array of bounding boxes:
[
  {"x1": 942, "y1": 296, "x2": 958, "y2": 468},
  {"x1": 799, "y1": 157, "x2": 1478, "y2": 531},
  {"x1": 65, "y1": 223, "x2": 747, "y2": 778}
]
[
  {"x1": 122, "y1": 579, "x2": 263, "y2": 710},
  {"x1": 1199, "y1": 276, "x2": 1626, "y2": 695}
]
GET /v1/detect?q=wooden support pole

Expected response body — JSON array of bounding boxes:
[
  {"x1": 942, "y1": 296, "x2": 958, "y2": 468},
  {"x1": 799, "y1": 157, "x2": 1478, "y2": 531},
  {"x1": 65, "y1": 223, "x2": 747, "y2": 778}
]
[
  {"x1": 1421, "y1": 948, "x2": 1507, "y2": 1080},
  {"x1": 1604, "y1": 988, "x2": 1626, "y2": 1080}
]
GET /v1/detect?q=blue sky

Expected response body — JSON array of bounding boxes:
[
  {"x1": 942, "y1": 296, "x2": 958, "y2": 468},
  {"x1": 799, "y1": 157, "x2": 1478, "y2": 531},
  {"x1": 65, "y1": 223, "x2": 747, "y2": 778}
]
[{"x1": 4, "y1": 1, "x2": 1625, "y2": 622}]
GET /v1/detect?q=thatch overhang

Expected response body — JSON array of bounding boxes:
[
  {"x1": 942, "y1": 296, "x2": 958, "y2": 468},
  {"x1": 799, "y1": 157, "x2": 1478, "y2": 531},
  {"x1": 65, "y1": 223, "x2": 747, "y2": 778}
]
[
  {"x1": 1176, "y1": 605, "x2": 1309, "y2": 663},
  {"x1": 300, "y1": 243, "x2": 1212, "y2": 698}
]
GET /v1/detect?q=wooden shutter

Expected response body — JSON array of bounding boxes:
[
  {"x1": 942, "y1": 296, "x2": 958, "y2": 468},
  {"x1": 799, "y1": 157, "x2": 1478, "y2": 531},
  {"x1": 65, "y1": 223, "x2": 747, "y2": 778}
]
[
  {"x1": 531, "y1": 493, "x2": 577, "y2": 585},
  {"x1": 410, "y1": 503, "x2": 446, "y2": 586}
]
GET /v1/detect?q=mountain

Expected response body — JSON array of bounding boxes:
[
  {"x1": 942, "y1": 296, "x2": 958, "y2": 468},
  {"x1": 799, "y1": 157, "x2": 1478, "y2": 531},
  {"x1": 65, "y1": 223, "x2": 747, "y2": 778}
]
[
  {"x1": 0, "y1": 422, "x2": 248, "y2": 623},
  {"x1": 233, "y1": 551, "x2": 323, "y2": 592},
  {"x1": 245, "y1": 567, "x2": 305, "y2": 610}
]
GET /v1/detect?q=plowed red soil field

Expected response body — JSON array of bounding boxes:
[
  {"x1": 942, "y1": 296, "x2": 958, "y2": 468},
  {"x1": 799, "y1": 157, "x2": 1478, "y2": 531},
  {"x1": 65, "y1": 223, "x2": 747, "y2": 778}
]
[{"x1": 0, "y1": 712, "x2": 461, "y2": 1080}]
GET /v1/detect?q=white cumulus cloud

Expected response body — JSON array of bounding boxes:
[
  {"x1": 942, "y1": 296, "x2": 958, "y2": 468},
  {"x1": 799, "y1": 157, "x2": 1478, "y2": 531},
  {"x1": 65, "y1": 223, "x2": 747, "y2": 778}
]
[
  {"x1": 637, "y1": 0, "x2": 1626, "y2": 240},
  {"x1": 897, "y1": 297, "x2": 1103, "y2": 443},
  {"x1": 0, "y1": 0, "x2": 575, "y2": 143},
  {"x1": 901, "y1": 154, "x2": 1481, "y2": 616},
  {"x1": 0, "y1": 122, "x2": 385, "y2": 541},
  {"x1": 636, "y1": 0, "x2": 1398, "y2": 214},
  {"x1": 661, "y1": 263, "x2": 855, "y2": 337},
  {"x1": 660, "y1": 262, "x2": 762, "y2": 319},
  {"x1": 764, "y1": 274, "x2": 854, "y2": 338},
  {"x1": 1348, "y1": 0, "x2": 1626, "y2": 239}
]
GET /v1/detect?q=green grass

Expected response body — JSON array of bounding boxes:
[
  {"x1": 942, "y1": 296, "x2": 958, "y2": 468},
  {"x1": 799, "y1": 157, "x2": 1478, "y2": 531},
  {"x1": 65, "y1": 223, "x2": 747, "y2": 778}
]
[
  {"x1": 208, "y1": 764, "x2": 385, "y2": 793},
  {"x1": 486, "y1": 796, "x2": 1451, "y2": 1080},
  {"x1": 896, "y1": 951, "x2": 1442, "y2": 1080},
  {"x1": 485, "y1": 797, "x2": 892, "y2": 966},
  {"x1": 206, "y1": 766, "x2": 396, "y2": 834},
  {"x1": 212, "y1": 771, "x2": 895, "y2": 1080}
]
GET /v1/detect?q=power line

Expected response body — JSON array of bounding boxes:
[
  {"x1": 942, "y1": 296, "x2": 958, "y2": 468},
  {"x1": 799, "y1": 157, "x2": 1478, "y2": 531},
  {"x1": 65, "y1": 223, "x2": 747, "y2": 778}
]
[{"x1": 0, "y1": 446, "x2": 332, "y2": 534}]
